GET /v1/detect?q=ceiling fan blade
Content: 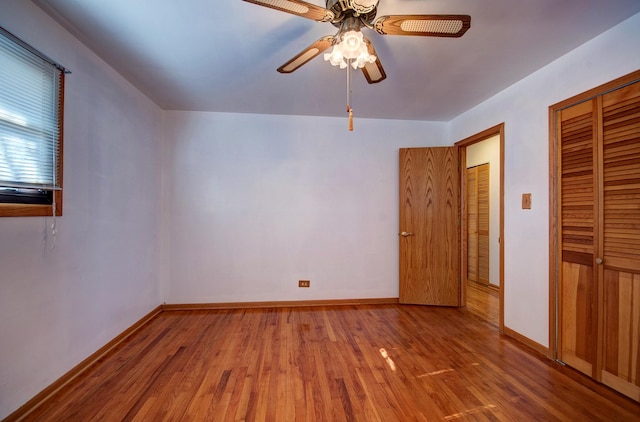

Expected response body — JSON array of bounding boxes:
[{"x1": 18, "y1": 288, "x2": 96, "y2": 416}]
[
  {"x1": 374, "y1": 15, "x2": 471, "y2": 37},
  {"x1": 361, "y1": 39, "x2": 386, "y2": 84},
  {"x1": 277, "y1": 35, "x2": 335, "y2": 73},
  {"x1": 242, "y1": 0, "x2": 334, "y2": 22}
]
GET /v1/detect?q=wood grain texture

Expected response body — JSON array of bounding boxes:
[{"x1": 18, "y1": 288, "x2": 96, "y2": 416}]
[
  {"x1": 277, "y1": 36, "x2": 335, "y2": 74},
  {"x1": 602, "y1": 271, "x2": 640, "y2": 401},
  {"x1": 0, "y1": 191, "x2": 62, "y2": 217},
  {"x1": 162, "y1": 298, "x2": 399, "y2": 311},
  {"x1": 478, "y1": 164, "x2": 490, "y2": 284},
  {"x1": 599, "y1": 82, "x2": 640, "y2": 400},
  {"x1": 552, "y1": 73, "x2": 640, "y2": 401},
  {"x1": 602, "y1": 85, "x2": 640, "y2": 272},
  {"x1": 549, "y1": 70, "x2": 640, "y2": 368},
  {"x1": 5, "y1": 306, "x2": 163, "y2": 421},
  {"x1": 557, "y1": 99, "x2": 599, "y2": 378},
  {"x1": 374, "y1": 15, "x2": 471, "y2": 37},
  {"x1": 399, "y1": 147, "x2": 460, "y2": 306},
  {"x1": 465, "y1": 281, "x2": 498, "y2": 327},
  {"x1": 466, "y1": 164, "x2": 490, "y2": 285},
  {"x1": 10, "y1": 305, "x2": 640, "y2": 421},
  {"x1": 559, "y1": 100, "x2": 597, "y2": 256},
  {"x1": 242, "y1": 0, "x2": 332, "y2": 22},
  {"x1": 466, "y1": 167, "x2": 478, "y2": 282},
  {"x1": 560, "y1": 261, "x2": 596, "y2": 376}
]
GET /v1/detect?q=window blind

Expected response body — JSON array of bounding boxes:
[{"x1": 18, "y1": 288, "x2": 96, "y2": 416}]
[{"x1": 0, "y1": 27, "x2": 65, "y2": 191}]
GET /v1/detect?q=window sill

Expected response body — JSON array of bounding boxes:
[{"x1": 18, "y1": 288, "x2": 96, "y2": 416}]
[{"x1": 0, "y1": 202, "x2": 62, "y2": 217}]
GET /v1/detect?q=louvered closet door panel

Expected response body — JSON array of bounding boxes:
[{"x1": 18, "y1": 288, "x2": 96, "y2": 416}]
[
  {"x1": 600, "y1": 82, "x2": 640, "y2": 401},
  {"x1": 558, "y1": 99, "x2": 598, "y2": 376},
  {"x1": 478, "y1": 164, "x2": 490, "y2": 284},
  {"x1": 467, "y1": 167, "x2": 478, "y2": 282}
]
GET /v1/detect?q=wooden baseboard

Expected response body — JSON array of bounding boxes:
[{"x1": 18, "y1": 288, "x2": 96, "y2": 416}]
[
  {"x1": 466, "y1": 280, "x2": 500, "y2": 298},
  {"x1": 161, "y1": 297, "x2": 400, "y2": 311},
  {"x1": 4, "y1": 305, "x2": 163, "y2": 422},
  {"x1": 502, "y1": 325, "x2": 550, "y2": 358}
]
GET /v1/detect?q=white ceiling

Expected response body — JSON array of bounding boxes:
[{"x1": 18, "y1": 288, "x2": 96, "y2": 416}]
[{"x1": 33, "y1": 0, "x2": 640, "y2": 121}]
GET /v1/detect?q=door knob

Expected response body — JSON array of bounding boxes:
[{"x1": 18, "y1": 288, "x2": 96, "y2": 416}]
[
  {"x1": 399, "y1": 231, "x2": 413, "y2": 237},
  {"x1": 595, "y1": 257, "x2": 603, "y2": 265}
]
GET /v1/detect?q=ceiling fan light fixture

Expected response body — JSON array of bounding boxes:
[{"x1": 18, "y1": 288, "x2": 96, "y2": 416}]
[
  {"x1": 341, "y1": 30, "x2": 364, "y2": 58},
  {"x1": 324, "y1": 30, "x2": 375, "y2": 69},
  {"x1": 351, "y1": 51, "x2": 376, "y2": 69},
  {"x1": 324, "y1": 48, "x2": 348, "y2": 68}
]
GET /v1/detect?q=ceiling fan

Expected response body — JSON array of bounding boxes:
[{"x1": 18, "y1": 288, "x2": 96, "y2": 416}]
[{"x1": 242, "y1": 0, "x2": 471, "y2": 84}]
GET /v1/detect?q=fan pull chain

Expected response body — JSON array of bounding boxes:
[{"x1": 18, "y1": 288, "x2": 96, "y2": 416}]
[{"x1": 347, "y1": 59, "x2": 353, "y2": 131}]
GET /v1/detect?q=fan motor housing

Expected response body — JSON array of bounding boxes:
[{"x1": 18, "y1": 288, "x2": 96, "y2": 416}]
[{"x1": 326, "y1": 0, "x2": 378, "y2": 27}]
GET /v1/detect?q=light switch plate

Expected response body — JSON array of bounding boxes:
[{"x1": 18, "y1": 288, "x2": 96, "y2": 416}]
[{"x1": 522, "y1": 193, "x2": 532, "y2": 209}]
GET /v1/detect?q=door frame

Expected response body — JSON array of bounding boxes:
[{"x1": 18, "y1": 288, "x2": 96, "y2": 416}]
[{"x1": 455, "y1": 123, "x2": 505, "y2": 332}]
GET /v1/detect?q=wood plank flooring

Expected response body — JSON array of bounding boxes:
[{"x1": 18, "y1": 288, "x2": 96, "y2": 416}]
[
  {"x1": 466, "y1": 282, "x2": 499, "y2": 327},
  {"x1": 19, "y1": 304, "x2": 640, "y2": 421}
]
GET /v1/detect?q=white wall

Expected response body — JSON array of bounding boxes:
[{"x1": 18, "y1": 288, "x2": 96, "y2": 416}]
[
  {"x1": 466, "y1": 135, "x2": 501, "y2": 286},
  {"x1": 0, "y1": 1, "x2": 164, "y2": 418},
  {"x1": 449, "y1": 12, "x2": 640, "y2": 347},
  {"x1": 161, "y1": 112, "x2": 449, "y2": 303}
]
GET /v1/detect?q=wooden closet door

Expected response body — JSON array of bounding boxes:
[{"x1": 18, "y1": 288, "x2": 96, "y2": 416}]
[
  {"x1": 557, "y1": 99, "x2": 599, "y2": 377},
  {"x1": 599, "y1": 83, "x2": 640, "y2": 401},
  {"x1": 467, "y1": 167, "x2": 478, "y2": 282},
  {"x1": 557, "y1": 79, "x2": 640, "y2": 401},
  {"x1": 466, "y1": 164, "x2": 490, "y2": 285},
  {"x1": 477, "y1": 164, "x2": 490, "y2": 284}
]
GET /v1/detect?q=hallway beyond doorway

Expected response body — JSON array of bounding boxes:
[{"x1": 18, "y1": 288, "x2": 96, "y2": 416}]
[{"x1": 466, "y1": 281, "x2": 499, "y2": 327}]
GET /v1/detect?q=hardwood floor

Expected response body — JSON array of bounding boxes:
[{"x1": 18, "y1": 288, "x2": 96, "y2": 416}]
[
  {"x1": 466, "y1": 281, "x2": 499, "y2": 327},
  {"x1": 17, "y1": 305, "x2": 640, "y2": 421}
]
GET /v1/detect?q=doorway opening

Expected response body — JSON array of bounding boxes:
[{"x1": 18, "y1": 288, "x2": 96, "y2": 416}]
[{"x1": 455, "y1": 124, "x2": 504, "y2": 331}]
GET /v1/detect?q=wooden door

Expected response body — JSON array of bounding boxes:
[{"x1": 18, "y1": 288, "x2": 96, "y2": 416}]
[
  {"x1": 556, "y1": 78, "x2": 640, "y2": 401},
  {"x1": 466, "y1": 167, "x2": 479, "y2": 283},
  {"x1": 466, "y1": 164, "x2": 490, "y2": 285},
  {"x1": 599, "y1": 84, "x2": 640, "y2": 400},
  {"x1": 399, "y1": 147, "x2": 460, "y2": 306},
  {"x1": 557, "y1": 99, "x2": 598, "y2": 377},
  {"x1": 478, "y1": 165, "x2": 490, "y2": 284}
]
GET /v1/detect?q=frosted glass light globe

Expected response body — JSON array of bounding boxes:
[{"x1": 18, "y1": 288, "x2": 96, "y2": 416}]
[{"x1": 340, "y1": 31, "x2": 364, "y2": 59}]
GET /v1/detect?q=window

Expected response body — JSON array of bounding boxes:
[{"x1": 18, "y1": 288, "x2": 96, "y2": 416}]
[{"x1": 0, "y1": 26, "x2": 67, "y2": 217}]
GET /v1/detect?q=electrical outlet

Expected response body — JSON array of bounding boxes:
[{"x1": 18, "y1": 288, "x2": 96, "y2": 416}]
[{"x1": 298, "y1": 280, "x2": 310, "y2": 288}]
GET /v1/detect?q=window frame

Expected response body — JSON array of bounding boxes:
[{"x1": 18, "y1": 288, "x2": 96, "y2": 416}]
[{"x1": 0, "y1": 27, "x2": 66, "y2": 217}]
